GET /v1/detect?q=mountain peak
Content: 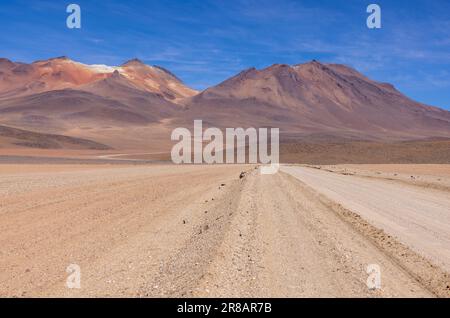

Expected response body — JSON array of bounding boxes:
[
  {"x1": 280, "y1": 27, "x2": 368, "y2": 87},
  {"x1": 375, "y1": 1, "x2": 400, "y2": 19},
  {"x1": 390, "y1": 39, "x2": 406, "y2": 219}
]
[
  {"x1": 189, "y1": 60, "x2": 450, "y2": 140},
  {"x1": 0, "y1": 58, "x2": 13, "y2": 64},
  {"x1": 122, "y1": 58, "x2": 145, "y2": 67},
  {"x1": 294, "y1": 60, "x2": 326, "y2": 68},
  {"x1": 0, "y1": 56, "x2": 198, "y2": 101},
  {"x1": 50, "y1": 56, "x2": 71, "y2": 61},
  {"x1": 269, "y1": 63, "x2": 290, "y2": 68},
  {"x1": 32, "y1": 56, "x2": 72, "y2": 65},
  {"x1": 0, "y1": 58, "x2": 15, "y2": 68}
]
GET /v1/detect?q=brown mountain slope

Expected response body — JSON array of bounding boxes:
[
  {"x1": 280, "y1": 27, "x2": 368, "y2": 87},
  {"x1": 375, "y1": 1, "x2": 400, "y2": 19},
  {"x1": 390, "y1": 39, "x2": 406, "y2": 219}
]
[
  {"x1": 0, "y1": 57, "x2": 109, "y2": 98},
  {"x1": 78, "y1": 70, "x2": 183, "y2": 118},
  {"x1": 0, "y1": 58, "x2": 193, "y2": 148},
  {"x1": 0, "y1": 57, "x2": 197, "y2": 101},
  {"x1": 119, "y1": 59, "x2": 198, "y2": 101},
  {"x1": 1, "y1": 57, "x2": 450, "y2": 152},
  {"x1": 186, "y1": 61, "x2": 450, "y2": 141},
  {"x1": 0, "y1": 124, "x2": 111, "y2": 150},
  {"x1": 0, "y1": 89, "x2": 156, "y2": 131}
]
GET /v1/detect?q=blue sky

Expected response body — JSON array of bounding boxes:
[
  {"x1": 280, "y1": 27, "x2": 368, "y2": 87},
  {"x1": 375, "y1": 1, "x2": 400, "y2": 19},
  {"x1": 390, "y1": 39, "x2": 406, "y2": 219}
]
[{"x1": 0, "y1": 0, "x2": 449, "y2": 109}]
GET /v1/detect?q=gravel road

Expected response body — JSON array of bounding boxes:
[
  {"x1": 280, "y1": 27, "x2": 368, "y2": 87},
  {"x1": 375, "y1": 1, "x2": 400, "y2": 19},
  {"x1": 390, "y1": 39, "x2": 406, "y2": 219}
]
[{"x1": 0, "y1": 164, "x2": 448, "y2": 297}]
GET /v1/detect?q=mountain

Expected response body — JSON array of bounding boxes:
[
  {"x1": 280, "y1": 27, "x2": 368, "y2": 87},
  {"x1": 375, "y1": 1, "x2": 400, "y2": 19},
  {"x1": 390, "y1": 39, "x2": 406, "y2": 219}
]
[
  {"x1": 1, "y1": 57, "x2": 450, "y2": 151},
  {"x1": 186, "y1": 61, "x2": 450, "y2": 141},
  {"x1": 0, "y1": 57, "x2": 197, "y2": 148},
  {"x1": 0, "y1": 57, "x2": 197, "y2": 101},
  {"x1": 0, "y1": 57, "x2": 109, "y2": 98}
]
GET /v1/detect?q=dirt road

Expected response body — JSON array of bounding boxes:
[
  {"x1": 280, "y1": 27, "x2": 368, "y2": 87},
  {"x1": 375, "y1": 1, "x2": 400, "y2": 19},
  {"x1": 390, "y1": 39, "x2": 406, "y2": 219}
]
[
  {"x1": 0, "y1": 164, "x2": 449, "y2": 297},
  {"x1": 281, "y1": 166, "x2": 450, "y2": 273}
]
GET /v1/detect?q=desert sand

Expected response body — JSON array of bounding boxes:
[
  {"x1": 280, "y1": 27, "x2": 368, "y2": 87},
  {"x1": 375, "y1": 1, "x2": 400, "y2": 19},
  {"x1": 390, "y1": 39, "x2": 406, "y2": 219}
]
[{"x1": 1, "y1": 163, "x2": 449, "y2": 298}]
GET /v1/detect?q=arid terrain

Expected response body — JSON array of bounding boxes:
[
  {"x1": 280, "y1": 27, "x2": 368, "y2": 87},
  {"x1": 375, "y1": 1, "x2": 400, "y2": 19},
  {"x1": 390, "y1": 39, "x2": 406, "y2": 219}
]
[
  {"x1": 2, "y1": 57, "x2": 450, "y2": 153},
  {"x1": 2, "y1": 0, "x2": 450, "y2": 304},
  {"x1": 0, "y1": 163, "x2": 449, "y2": 298},
  {"x1": 1, "y1": 56, "x2": 450, "y2": 298}
]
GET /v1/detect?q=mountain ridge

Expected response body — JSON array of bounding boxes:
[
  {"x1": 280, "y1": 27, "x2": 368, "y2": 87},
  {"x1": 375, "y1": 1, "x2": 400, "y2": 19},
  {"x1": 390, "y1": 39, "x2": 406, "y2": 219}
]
[
  {"x1": 0, "y1": 56, "x2": 198, "y2": 101},
  {"x1": 186, "y1": 60, "x2": 450, "y2": 141},
  {"x1": 1, "y1": 57, "x2": 450, "y2": 150}
]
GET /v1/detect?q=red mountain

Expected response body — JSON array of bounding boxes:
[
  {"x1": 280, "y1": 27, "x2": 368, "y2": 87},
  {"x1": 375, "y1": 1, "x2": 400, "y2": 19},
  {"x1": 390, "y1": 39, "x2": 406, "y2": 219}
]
[
  {"x1": 1, "y1": 57, "x2": 450, "y2": 150},
  {"x1": 186, "y1": 61, "x2": 450, "y2": 141},
  {"x1": 0, "y1": 57, "x2": 197, "y2": 100}
]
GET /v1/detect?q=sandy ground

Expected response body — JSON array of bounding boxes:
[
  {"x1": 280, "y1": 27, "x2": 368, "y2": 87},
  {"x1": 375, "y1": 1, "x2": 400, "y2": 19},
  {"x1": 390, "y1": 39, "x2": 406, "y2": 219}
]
[
  {"x1": 316, "y1": 164, "x2": 450, "y2": 191},
  {"x1": 0, "y1": 164, "x2": 449, "y2": 297},
  {"x1": 282, "y1": 166, "x2": 450, "y2": 271}
]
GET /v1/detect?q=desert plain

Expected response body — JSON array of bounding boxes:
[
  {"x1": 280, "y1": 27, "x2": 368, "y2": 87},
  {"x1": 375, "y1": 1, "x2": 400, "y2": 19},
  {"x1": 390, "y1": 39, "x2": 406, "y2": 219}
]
[{"x1": 0, "y1": 160, "x2": 449, "y2": 298}]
